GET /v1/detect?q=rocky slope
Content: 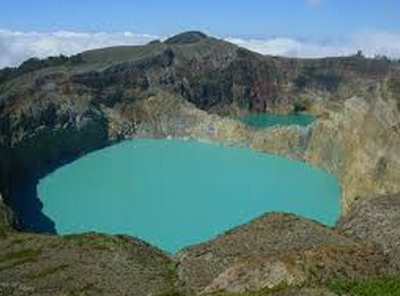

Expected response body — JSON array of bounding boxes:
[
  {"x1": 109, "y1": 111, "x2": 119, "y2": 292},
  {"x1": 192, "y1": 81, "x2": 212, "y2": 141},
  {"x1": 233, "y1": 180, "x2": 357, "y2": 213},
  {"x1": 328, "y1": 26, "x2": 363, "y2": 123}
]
[
  {"x1": 0, "y1": 31, "x2": 399, "y2": 295},
  {"x1": 176, "y1": 213, "x2": 388, "y2": 294},
  {"x1": 336, "y1": 195, "x2": 400, "y2": 273},
  {"x1": 0, "y1": 213, "x2": 393, "y2": 296},
  {"x1": 0, "y1": 232, "x2": 176, "y2": 296}
]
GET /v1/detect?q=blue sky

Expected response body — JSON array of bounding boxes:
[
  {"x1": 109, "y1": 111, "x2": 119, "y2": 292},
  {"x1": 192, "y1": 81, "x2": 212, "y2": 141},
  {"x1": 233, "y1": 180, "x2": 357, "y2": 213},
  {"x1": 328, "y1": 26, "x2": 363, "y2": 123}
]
[
  {"x1": 1, "y1": 0, "x2": 399, "y2": 38},
  {"x1": 1, "y1": 0, "x2": 400, "y2": 68}
]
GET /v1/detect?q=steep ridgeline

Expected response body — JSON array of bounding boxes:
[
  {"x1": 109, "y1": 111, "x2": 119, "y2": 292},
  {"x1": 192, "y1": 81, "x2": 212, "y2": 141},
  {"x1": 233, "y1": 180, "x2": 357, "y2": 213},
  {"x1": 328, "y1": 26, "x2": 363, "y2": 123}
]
[{"x1": 70, "y1": 31, "x2": 394, "y2": 115}]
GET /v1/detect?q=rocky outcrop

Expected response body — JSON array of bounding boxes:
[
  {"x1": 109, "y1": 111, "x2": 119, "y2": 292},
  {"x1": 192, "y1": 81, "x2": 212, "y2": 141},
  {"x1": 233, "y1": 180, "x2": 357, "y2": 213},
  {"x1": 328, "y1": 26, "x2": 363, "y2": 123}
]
[
  {"x1": 336, "y1": 195, "x2": 400, "y2": 273},
  {"x1": 0, "y1": 177, "x2": 396, "y2": 295},
  {"x1": 0, "y1": 212, "x2": 390, "y2": 296},
  {"x1": 0, "y1": 232, "x2": 177, "y2": 296},
  {"x1": 202, "y1": 245, "x2": 386, "y2": 294},
  {"x1": 176, "y1": 213, "x2": 388, "y2": 294},
  {"x1": 304, "y1": 93, "x2": 400, "y2": 211}
]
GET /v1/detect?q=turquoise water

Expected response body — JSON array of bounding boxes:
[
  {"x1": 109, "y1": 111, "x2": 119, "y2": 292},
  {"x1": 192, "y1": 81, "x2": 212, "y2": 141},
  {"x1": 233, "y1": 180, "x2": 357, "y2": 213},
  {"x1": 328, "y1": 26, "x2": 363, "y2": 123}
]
[
  {"x1": 37, "y1": 139, "x2": 340, "y2": 253},
  {"x1": 240, "y1": 113, "x2": 315, "y2": 128}
]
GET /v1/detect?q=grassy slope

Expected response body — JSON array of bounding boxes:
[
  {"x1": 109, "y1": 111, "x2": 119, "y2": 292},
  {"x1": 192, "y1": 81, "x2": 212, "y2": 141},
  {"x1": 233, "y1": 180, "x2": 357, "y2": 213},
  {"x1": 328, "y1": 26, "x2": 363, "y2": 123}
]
[{"x1": 158, "y1": 277, "x2": 400, "y2": 296}]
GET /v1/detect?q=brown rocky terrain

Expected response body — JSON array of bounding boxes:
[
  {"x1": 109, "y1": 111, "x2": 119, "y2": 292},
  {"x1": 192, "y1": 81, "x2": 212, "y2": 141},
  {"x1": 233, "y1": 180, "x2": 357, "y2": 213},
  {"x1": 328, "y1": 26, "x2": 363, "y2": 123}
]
[
  {"x1": 176, "y1": 213, "x2": 388, "y2": 294},
  {"x1": 0, "y1": 232, "x2": 176, "y2": 296},
  {"x1": 336, "y1": 195, "x2": 400, "y2": 273},
  {"x1": 0, "y1": 213, "x2": 392, "y2": 296},
  {"x1": 0, "y1": 31, "x2": 399, "y2": 295}
]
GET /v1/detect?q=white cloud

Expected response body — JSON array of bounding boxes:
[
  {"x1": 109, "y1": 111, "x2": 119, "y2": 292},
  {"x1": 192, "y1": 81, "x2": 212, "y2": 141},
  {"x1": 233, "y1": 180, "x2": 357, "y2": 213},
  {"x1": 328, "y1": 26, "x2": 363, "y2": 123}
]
[
  {"x1": 352, "y1": 31, "x2": 400, "y2": 58},
  {"x1": 0, "y1": 29, "x2": 158, "y2": 69},
  {"x1": 0, "y1": 28, "x2": 400, "y2": 69},
  {"x1": 225, "y1": 37, "x2": 354, "y2": 58},
  {"x1": 226, "y1": 31, "x2": 400, "y2": 59}
]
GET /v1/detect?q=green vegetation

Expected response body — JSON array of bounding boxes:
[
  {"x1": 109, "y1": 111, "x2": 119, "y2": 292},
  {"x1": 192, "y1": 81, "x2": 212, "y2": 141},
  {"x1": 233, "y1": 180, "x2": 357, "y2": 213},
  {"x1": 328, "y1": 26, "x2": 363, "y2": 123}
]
[
  {"x1": 204, "y1": 278, "x2": 400, "y2": 296},
  {"x1": 354, "y1": 50, "x2": 365, "y2": 59},
  {"x1": 0, "y1": 248, "x2": 41, "y2": 271},
  {"x1": 165, "y1": 31, "x2": 208, "y2": 45},
  {"x1": 328, "y1": 277, "x2": 400, "y2": 296},
  {"x1": 62, "y1": 282, "x2": 105, "y2": 296},
  {"x1": 157, "y1": 291, "x2": 187, "y2": 296},
  {"x1": 0, "y1": 54, "x2": 85, "y2": 86},
  {"x1": 157, "y1": 289, "x2": 278, "y2": 296},
  {"x1": 293, "y1": 96, "x2": 314, "y2": 112},
  {"x1": 387, "y1": 72, "x2": 400, "y2": 111},
  {"x1": 205, "y1": 291, "x2": 268, "y2": 296},
  {"x1": 158, "y1": 278, "x2": 400, "y2": 296},
  {"x1": 0, "y1": 226, "x2": 8, "y2": 239},
  {"x1": 63, "y1": 233, "x2": 141, "y2": 251},
  {"x1": 10, "y1": 237, "x2": 26, "y2": 245},
  {"x1": 388, "y1": 77, "x2": 400, "y2": 94},
  {"x1": 1, "y1": 248, "x2": 42, "y2": 261},
  {"x1": 294, "y1": 68, "x2": 342, "y2": 92},
  {"x1": 63, "y1": 233, "x2": 112, "y2": 251},
  {"x1": 157, "y1": 283, "x2": 290, "y2": 296},
  {"x1": 25, "y1": 263, "x2": 69, "y2": 280}
]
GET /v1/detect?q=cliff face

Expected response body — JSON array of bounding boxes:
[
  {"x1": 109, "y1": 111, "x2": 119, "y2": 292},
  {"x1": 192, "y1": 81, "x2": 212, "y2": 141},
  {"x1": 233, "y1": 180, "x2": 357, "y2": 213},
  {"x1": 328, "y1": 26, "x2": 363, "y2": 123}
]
[{"x1": 304, "y1": 92, "x2": 400, "y2": 210}]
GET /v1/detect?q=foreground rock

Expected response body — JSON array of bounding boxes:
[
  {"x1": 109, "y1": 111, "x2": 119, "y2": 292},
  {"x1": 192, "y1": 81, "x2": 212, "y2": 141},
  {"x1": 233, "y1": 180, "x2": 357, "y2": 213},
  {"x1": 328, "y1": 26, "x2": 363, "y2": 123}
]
[
  {"x1": 0, "y1": 212, "x2": 393, "y2": 296},
  {"x1": 336, "y1": 194, "x2": 400, "y2": 273},
  {"x1": 0, "y1": 233, "x2": 176, "y2": 296},
  {"x1": 176, "y1": 213, "x2": 388, "y2": 294}
]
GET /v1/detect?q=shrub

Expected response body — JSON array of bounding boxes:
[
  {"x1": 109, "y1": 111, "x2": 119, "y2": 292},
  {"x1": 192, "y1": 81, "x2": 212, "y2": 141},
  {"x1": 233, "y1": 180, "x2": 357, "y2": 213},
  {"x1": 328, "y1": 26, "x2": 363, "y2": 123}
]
[{"x1": 328, "y1": 277, "x2": 400, "y2": 296}]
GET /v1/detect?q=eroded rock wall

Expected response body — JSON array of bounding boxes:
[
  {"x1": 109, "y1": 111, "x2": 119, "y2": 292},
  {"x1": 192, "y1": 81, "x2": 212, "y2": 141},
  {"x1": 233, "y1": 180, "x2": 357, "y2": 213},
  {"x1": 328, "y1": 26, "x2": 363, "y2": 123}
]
[{"x1": 304, "y1": 92, "x2": 400, "y2": 210}]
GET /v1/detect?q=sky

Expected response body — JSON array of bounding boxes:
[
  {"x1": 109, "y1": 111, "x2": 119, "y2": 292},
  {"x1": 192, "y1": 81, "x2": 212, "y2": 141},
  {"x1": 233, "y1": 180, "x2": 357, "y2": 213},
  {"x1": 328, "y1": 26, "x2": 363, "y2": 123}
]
[{"x1": 1, "y1": 0, "x2": 400, "y2": 68}]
